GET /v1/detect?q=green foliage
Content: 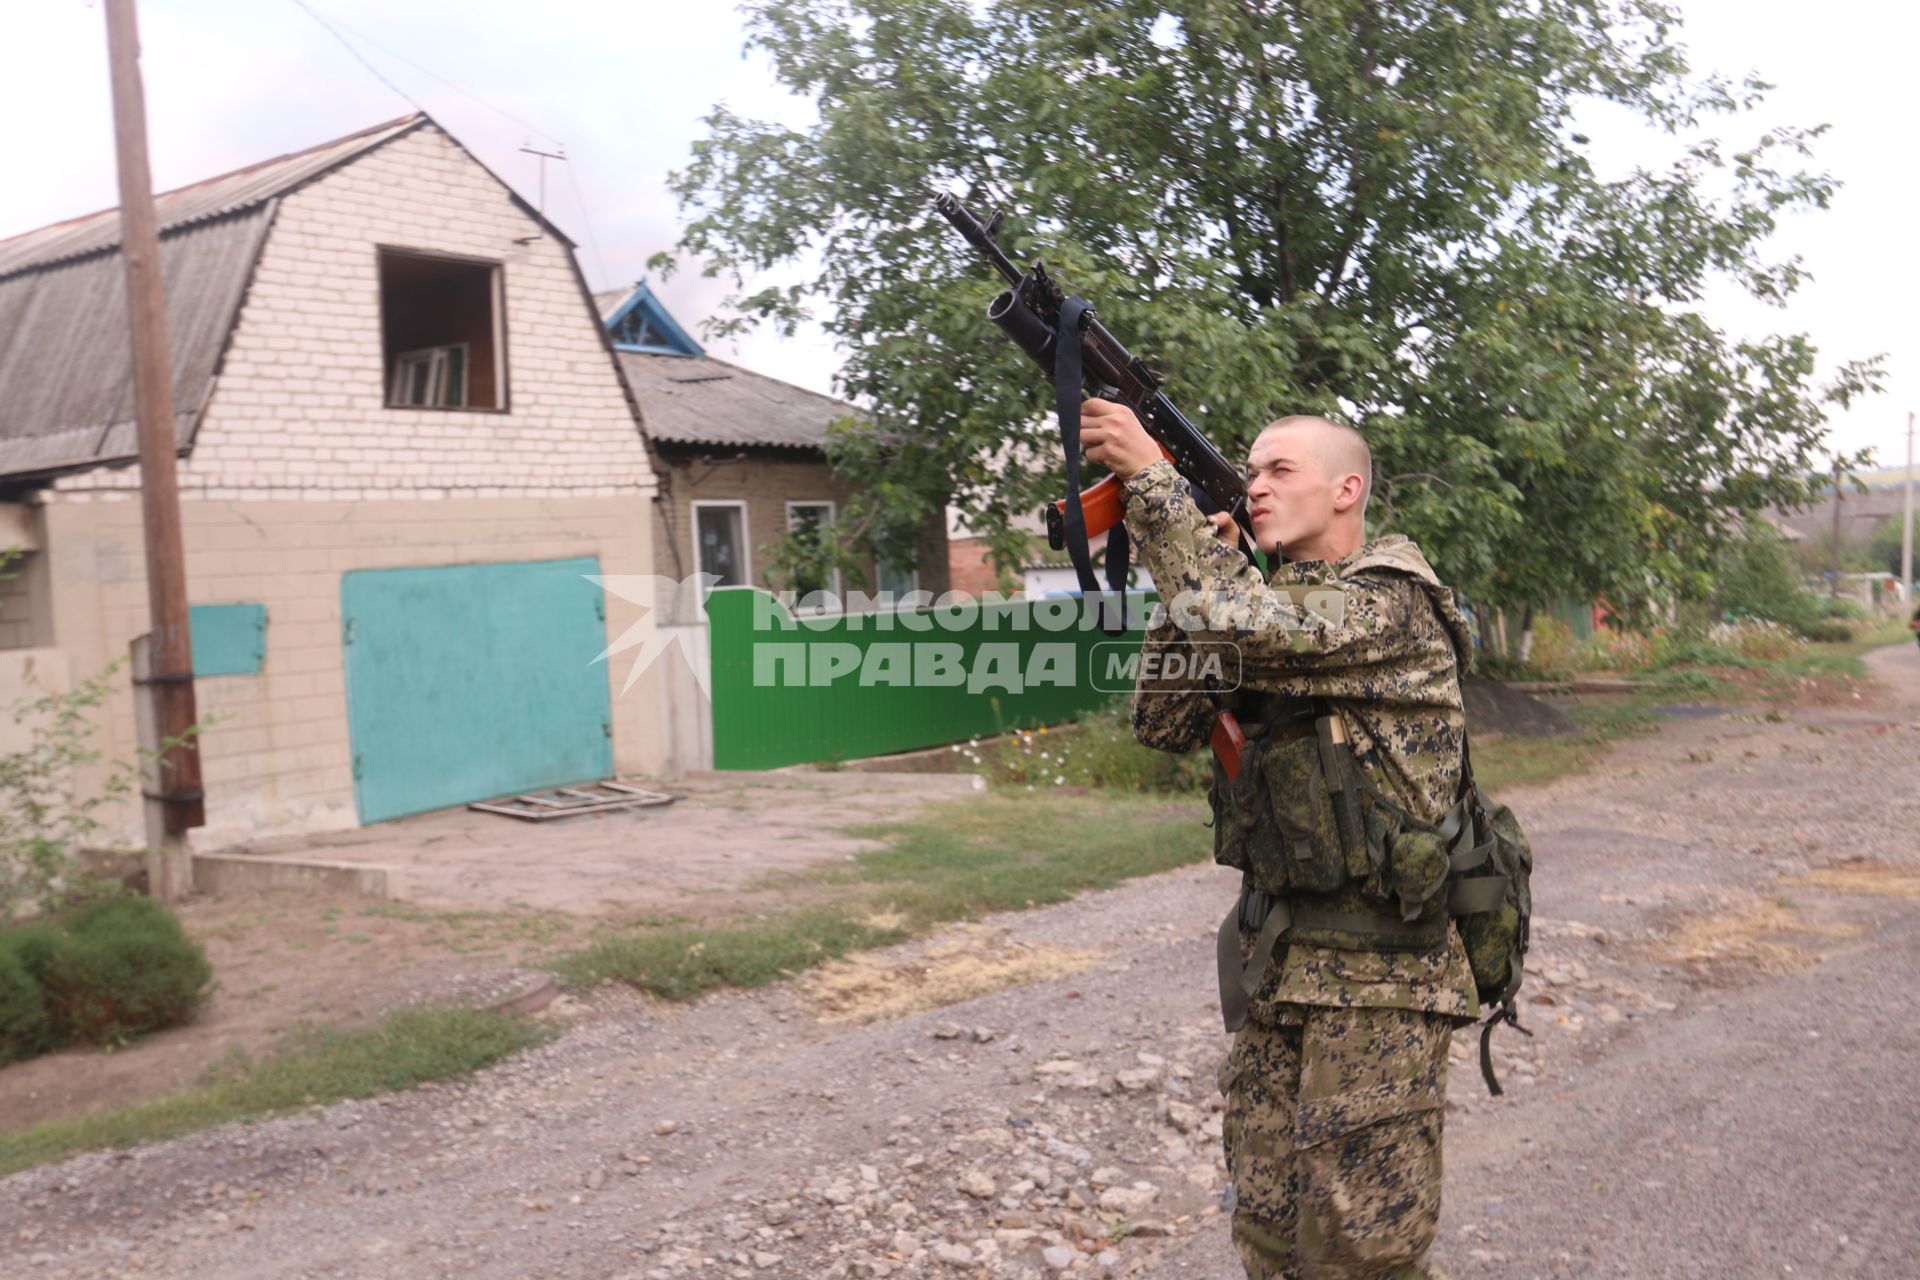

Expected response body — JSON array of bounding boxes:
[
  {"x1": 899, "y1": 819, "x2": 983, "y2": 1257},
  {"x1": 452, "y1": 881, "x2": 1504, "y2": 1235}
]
[
  {"x1": 1709, "y1": 522, "x2": 1826, "y2": 635},
  {"x1": 1469, "y1": 696, "x2": 1662, "y2": 790},
  {"x1": 0, "y1": 666, "x2": 138, "y2": 921},
  {"x1": 556, "y1": 792, "x2": 1207, "y2": 999},
  {"x1": 1523, "y1": 617, "x2": 1587, "y2": 680},
  {"x1": 1865, "y1": 515, "x2": 1914, "y2": 579},
  {"x1": 1800, "y1": 619, "x2": 1854, "y2": 643},
  {"x1": 955, "y1": 699, "x2": 1207, "y2": 793},
  {"x1": 0, "y1": 939, "x2": 54, "y2": 1065},
  {"x1": 555, "y1": 908, "x2": 907, "y2": 1001},
  {"x1": 1659, "y1": 636, "x2": 1751, "y2": 668},
  {"x1": 1703, "y1": 619, "x2": 1803, "y2": 663},
  {"x1": 664, "y1": 0, "x2": 1877, "y2": 613},
  {"x1": 2, "y1": 897, "x2": 212, "y2": 1057}
]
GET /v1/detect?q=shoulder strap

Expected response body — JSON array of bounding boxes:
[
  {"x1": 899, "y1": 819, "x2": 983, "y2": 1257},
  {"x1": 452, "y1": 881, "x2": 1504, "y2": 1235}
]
[{"x1": 1052, "y1": 295, "x2": 1130, "y2": 635}]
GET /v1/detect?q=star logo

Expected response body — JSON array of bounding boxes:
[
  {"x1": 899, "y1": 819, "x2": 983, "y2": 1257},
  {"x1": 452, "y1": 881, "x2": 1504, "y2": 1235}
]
[{"x1": 585, "y1": 573, "x2": 721, "y2": 697}]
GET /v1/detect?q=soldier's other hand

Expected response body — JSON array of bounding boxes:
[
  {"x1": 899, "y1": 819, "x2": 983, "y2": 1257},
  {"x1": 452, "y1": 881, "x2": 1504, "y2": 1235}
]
[
  {"x1": 1079, "y1": 398, "x2": 1160, "y2": 480},
  {"x1": 1207, "y1": 512, "x2": 1244, "y2": 549}
]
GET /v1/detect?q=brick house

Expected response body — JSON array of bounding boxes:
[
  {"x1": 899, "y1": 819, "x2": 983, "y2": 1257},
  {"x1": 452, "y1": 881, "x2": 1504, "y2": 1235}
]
[
  {"x1": 945, "y1": 508, "x2": 1129, "y2": 599},
  {"x1": 0, "y1": 114, "x2": 664, "y2": 844},
  {"x1": 594, "y1": 280, "x2": 949, "y2": 611}
]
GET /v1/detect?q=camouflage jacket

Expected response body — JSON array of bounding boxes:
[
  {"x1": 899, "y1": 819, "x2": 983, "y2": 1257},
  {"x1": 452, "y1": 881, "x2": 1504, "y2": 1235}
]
[{"x1": 1121, "y1": 459, "x2": 1480, "y2": 1024}]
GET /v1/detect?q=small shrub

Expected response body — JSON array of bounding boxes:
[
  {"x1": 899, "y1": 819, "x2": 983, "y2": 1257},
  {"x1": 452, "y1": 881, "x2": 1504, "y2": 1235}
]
[
  {"x1": 1525, "y1": 618, "x2": 1588, "y2": 680},
  {"x1": 1592, "y1": 627, "x2": 1658, "y2": 673},
  {"x1": 1801, "y1": 619, "x2": 1854, "y2": 643},
  {"x1": 1712, "y1": 524, "x2": 1824, "y2": 636},
  {"x1": 39, "y1": 897, "x2": 210, "y2": 1048},
  {"x1": 1645, "y1": 668, "x2": 1720, "y2": 696},
  {"x1": 1706, "y1": 619, "x2": 1803, "y2": 664},
  {"x1": 0, "y1": 920, "x2": 64, "y2": 983},
  {"x1": 1819, "y1": 597, "x2": 1870, "y2": 620},
  {"x1": 1660, "y1": 635, "x2": 1751, "y2": 668},
  {"x1": 955, "y1": 699, "x2": 1207, "y2": 794},
  {"x1": 0, "y1": 943, "x2": 54, "y2": 1065}
]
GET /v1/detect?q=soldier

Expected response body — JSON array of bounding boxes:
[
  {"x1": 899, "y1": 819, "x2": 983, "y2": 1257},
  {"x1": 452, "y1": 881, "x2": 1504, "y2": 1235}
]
[{"x1": 1080, "y1": 400, "x2": 1478, "y2": 1280}]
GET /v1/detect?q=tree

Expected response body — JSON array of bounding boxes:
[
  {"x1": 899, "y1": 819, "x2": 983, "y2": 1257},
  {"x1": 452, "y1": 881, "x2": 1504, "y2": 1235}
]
[{"x1": 662, "y1": 0, "x2": 1879, "y2": 615}]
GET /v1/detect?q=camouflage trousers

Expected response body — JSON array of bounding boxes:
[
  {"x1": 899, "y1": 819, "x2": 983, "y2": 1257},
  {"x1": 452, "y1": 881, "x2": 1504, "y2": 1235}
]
[{"x1": 1217, "y1": 1004, "x2": 1454, "y2": 1280}]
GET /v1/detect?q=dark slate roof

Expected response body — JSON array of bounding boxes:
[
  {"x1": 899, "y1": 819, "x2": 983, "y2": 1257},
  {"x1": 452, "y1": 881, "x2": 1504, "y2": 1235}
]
[
  {"x1": 617, "y1": 350, "x2": 859, "y2": 451},
  {"x1": 0, "y1": 116, "x2": 423, "y2": 481},
  {"x1": 0, "y1": 115, "x2": 421, "y2": 277}
]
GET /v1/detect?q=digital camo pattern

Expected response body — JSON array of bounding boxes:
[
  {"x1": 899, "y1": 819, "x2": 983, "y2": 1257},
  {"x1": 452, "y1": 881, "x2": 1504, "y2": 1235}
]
[
  {"x1": 1218, "y1": 1004, "x2": 1455, "y2": 1279},
  {"x1": 1244, "y1": 928, "x2": 1480, "y2": 1027},
  {"x1": 1122, "y1": 459, "x2": 1475, "y2": 826}
]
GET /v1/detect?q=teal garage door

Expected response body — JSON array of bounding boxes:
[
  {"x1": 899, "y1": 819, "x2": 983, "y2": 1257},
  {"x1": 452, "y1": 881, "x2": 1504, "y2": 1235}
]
[{"x1": 341, "y1": 557, "x2": 613, "y2": 823}]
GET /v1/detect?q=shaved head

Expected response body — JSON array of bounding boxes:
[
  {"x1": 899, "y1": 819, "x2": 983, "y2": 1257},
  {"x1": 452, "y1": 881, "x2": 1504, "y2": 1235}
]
[{"x1": 1258, "y1": 416, "x2": 1372, "y2": 517}]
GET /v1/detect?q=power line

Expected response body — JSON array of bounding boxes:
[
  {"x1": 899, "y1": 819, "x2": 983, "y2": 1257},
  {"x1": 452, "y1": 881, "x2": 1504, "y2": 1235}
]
[
  {"x1": 564, "y1": 158, "x2": 613, "y2": 292},
  {"x1": 285, "y1": 0, "x2": 616, "y2": 287},
  {"x1": 287, "y1": 0, "x2": 563, "y2": 148},
  {"x1": 288, "y1": 0, "x2": 425, "y2": 116}
]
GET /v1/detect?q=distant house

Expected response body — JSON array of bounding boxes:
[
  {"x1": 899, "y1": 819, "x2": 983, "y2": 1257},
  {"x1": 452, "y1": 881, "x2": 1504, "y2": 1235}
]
[
  {"x1": 595, "y1": 280, "x2": 947, "y2": 611},
  {"x1": 946, "y1": 507, "x2": 1130, "y2": 599},
  {"x1": 0, "y1": 114, "x2": 664, "y2": 843}
]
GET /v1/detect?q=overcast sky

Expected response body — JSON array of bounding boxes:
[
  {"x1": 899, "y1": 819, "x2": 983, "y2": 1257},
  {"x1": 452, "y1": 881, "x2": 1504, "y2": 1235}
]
[{"x1": 3, "y1": 0, "x2": 1911, "y2": 470}]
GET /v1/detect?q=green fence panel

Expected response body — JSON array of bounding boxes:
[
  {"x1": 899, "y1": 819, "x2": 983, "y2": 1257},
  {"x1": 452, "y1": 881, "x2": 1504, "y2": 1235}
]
[
  {"x1": 707, "y1": 588, "x2": 1154, "y2": 770},
  {"x1": 1543, "y1": 597, "x2": 1595, "y2": 640}
]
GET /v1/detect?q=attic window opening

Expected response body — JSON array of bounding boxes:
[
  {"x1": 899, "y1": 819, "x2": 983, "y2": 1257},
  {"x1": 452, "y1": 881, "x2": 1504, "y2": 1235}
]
[{"x1": 379, "y1": 249, "x2": 505, "y2": 410}]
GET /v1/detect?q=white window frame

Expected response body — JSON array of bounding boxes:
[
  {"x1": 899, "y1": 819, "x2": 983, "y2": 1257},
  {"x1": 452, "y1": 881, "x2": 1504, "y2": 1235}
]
[
  {"x1": 786, "y1": 500, "x2": 842, "y2": 614},
  {"x1": 388, "y1": 342, "x2": 470, "y2": 408},
  {"x1": 691, "y1": 500, "x2": 751, "y2": 590}
]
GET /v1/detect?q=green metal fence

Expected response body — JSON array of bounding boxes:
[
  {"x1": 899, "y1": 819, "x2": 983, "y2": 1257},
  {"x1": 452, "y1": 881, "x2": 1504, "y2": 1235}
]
[{"x1": 707, "y1": 587, "x2": 1151, "y2": 770}]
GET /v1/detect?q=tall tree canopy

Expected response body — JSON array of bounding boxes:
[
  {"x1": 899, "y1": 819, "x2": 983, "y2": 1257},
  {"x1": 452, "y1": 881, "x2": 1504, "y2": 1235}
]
[{"x1": 663, "y1": 0, "x2": 1877, "y2": 615}]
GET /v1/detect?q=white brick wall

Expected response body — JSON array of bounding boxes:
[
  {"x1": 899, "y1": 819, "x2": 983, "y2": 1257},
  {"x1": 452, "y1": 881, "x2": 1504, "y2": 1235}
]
[
  {"x1": 33, "y1": 122, "x2": 668, "y2": 845},
  {"x1": 53, "y1": 122, "x2": 652, "y2": 502}
]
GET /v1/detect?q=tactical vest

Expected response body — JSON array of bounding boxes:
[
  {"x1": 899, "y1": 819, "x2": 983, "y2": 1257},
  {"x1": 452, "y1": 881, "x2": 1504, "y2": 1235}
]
[
  {"x1": 1209, "y1": 688, "x2": 1525, "y2": 1056},
  {"x1": 1207, "y1": 689, "x2": 1472, "y2": 949}
]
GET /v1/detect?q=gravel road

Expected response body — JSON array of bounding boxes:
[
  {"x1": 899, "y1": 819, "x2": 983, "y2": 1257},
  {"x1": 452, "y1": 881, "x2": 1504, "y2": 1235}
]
[{"x1": 7, "y1": 645, "x2": 1918, "y2": 1280}]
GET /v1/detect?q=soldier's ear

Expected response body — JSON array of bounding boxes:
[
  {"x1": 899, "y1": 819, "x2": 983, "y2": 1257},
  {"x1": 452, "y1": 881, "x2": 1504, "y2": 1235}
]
[{"x1": 1332, "y1": 472, "x2": 1367, "y2": 514}]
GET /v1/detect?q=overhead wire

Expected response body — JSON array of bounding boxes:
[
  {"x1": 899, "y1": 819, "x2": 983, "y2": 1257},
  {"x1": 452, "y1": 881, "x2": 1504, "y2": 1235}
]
[
  {"x1": 287, "y1": 0, "x2": 561, "y2": 146},
  {"x1": 285, "y1": 0, "x2": 618, "y2": 288}
]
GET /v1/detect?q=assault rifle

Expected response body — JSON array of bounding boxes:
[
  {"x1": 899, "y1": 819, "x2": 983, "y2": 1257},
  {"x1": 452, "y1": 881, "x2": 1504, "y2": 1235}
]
[{"x1": 932, "y1": 194, "x2": 1257, "y2": 600}]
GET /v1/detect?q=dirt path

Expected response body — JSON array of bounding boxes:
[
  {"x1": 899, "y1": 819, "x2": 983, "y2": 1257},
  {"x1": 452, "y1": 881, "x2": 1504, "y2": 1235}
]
[{"x1": 7, "y1": 645, "x2": 1919, "y2": 1280}]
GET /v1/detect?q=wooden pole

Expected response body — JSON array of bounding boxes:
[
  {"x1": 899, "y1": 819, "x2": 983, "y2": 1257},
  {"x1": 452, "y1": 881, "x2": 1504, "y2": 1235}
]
[
  {"x1": 1902, "y1": 410, "x2": 1914, "y2": 604},
  {"x1": 1828, "y1": 460, "x2": 1843, "y2": 598},
  {"x1": 103, "y1": 0, "x2": 203, "y2": 901}
]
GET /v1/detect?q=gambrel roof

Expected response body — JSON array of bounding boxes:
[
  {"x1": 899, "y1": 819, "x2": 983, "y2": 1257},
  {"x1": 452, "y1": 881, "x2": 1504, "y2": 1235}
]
[
  {"x1": 0, "y1": 116, "x2": 426, "y2": 483},
  {"x1": 0, "y1": 114, "x2": 627, "y2": 486}
]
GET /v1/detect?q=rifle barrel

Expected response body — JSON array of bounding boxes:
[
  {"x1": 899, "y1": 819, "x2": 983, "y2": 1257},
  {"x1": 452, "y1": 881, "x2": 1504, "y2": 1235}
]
[{"x1": 934, "y1": 193, "x2": 1022, "y2": 285}]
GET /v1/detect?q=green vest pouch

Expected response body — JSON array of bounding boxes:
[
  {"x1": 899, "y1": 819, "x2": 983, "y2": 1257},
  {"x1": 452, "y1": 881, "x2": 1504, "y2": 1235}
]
[
  {"x1": 1209, "y1": 712, "x2": 1463, "y2": 950},
  {"x1": 1452, "y1": 796, "x2": 1532, "y2": 1007}
]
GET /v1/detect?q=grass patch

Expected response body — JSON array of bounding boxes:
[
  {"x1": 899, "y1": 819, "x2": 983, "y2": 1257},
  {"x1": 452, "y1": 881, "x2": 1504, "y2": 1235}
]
[
  {"x1": 352, "y1": 902, "x2": 578, "y2": 953},
  {"x1": 0, "y1": 1005, "x2": 551, "y2": 1177},
  {"x1": 1471, "y1": 696, "x2": 1664, "y2": 791},
  {"x1": 554, "y1": 792, "x2": 1207, "y2": 1002}
]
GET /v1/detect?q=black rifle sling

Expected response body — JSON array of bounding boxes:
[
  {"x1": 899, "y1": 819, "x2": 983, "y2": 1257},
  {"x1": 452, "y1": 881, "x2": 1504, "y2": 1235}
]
[{"x1": 1053, "y1": 295, "x2": 1130, "y2": 634}]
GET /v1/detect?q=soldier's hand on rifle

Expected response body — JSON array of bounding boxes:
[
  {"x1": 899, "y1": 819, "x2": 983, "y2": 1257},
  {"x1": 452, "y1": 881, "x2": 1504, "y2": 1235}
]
[
  {"x1": 1207, "y1": 512, "x2": 1245, "y2": 550},
  {"x1": 1079, "y1": 398, "x2": 1160, "y2": 480}
]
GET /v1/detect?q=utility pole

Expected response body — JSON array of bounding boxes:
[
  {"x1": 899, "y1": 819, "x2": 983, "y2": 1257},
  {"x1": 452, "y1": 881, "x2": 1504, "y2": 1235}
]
[
  {"x1": 1828, "y1": 458, "x2": 1843, "y2": 598},
  {"x1": 104, "y1": 0, "x2": 204, "y2": 902},
  {"x1": 1903, "y1": 410, "x2": 1914, "y2": 605}
]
